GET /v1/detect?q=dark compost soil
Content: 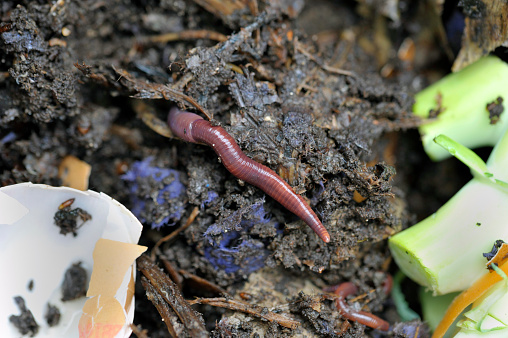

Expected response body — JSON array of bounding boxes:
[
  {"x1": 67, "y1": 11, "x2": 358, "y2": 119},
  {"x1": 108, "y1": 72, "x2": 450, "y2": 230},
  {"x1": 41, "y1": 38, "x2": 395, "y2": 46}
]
[{"x1": 0, "y1": 0, "x2": 476, "y2": 337}]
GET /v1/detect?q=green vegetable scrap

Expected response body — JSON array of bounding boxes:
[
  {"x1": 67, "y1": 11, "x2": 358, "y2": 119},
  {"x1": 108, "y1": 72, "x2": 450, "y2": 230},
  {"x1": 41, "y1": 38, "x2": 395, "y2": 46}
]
[
  {"x1": 389, "y1": 129, "x2": 508, "y2": 295},
  {"x1": 419, "y1": 288, "x2": 458, "y2": 331},
  {"x1": 392, "y1": 271, "x2": 420, "y2": 322},
  {"x1": 414, "y1": 56, "x2": 508, "y2": 161}
]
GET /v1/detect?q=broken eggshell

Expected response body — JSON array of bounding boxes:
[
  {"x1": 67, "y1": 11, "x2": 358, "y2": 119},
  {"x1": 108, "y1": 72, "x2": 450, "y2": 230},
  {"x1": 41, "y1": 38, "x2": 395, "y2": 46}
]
[{"x1": 0, "y1": 183, "x2": 147, "y2": 337}]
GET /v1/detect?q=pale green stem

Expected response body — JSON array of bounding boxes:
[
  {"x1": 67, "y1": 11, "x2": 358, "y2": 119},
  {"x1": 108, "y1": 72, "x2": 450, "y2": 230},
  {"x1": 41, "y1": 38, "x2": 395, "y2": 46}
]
[{"x1": 414, "y1": 56, "x2": 508, "y2": 161}]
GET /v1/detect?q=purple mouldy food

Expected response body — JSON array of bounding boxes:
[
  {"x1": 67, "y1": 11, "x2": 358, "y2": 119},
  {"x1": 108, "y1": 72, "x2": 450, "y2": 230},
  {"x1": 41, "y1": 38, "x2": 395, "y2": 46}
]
[
  {"x1": 203, "y1": 202, "x2": 278, "y2": 275},
  {"x1": 200, "y1": 191, "x2": 218, "y2": 209},
  {"x1": 204, "y1": 235, "x2": 267, "y2": 274},
  {"x1": 122, "y1": 157, "x2": 186, "y2": 228}
]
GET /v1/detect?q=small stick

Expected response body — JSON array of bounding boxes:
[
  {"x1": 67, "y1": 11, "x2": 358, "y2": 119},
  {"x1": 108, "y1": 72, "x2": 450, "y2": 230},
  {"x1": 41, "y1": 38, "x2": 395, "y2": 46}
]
[
  {"x1": 178, "y1": 268, "x2": 229, "y2": 296},
  {"x1": 188, "y1": 297, "x2": 300, "y2": 329},
  {"x1": 160, "y1": 258, "x2": 184, "y2": 290},
  {"x1": 130, "y1": 324, "x2": 149, "y2": 338},
  {"x1": 245, "y1": 0, "x2": 259, "y2": 15},
  {"x1": 151, "y1": 207, "x2": 199, "y2": 259},
  {"x1": 137, "y1": 255, "x2": 208, "y2": 337},
  {"x1": 295, "y1": 40, "x2": 356, "y2": 77},
  {"x1": 148, "y1": 30, "x2": 227, "y2": 43},
  {"x1": 141, "y1": 277, "x2": 179, "y2": 337},
  {"x1": 114, "y1": 67, "x2": 212, "y2": 120}
]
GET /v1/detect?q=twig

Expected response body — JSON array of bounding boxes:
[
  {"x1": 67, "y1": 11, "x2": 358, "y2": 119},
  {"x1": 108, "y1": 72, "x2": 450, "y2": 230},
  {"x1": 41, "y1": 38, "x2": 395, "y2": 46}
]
[
  {"x1": 130, "y1": 324, "x2": 149, "y2": 338},
  {"x1": 246, "y1": 0, "x2": 259, "y2": 16},
  {"x1": 137, "y1": 254, "x2": 208, "y2": 337},
  {"x1": 113, "y1": 67, "x2": 212, "y2": 120},
  {"x1": 141, "y1": 277, "x2": 179, "y2": 337},
  {"x1": 160, "y1": 258, "x2": 184, "y2": 290},
  {"x1": 74, "y1": 62, "x2": 109, "y2": 87},
  {"x1": 294, "y1": 40, "x2": 356, "y2": 77},
  {"x1": 178, "y1": 269, "x2": 229, "y2": 296},
  {"x1": 151, "y1": 206, "x2": 199, "y2": 259},
  {"x1": 147, "y1": 30, "x2": 227, "y2": 43},
  {"x1": 215, "y1": 11, "x2": 277, "y2": 55},
  {"x1": 188, "y1": 297, "x2": 300, "y2": 329},
  {"x1": 192, "y1": 0, "x2": 246, "y2": 17}
]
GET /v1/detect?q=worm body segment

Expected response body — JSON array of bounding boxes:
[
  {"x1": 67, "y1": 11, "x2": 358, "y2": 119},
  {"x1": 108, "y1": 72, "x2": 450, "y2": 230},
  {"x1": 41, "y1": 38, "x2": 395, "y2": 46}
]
[
  {"x1": 332, "y1": 282, "x2": 390, "y2": 331},
  {"x1": 168, "y1": 108, "x2": 330, "y2": 243}
]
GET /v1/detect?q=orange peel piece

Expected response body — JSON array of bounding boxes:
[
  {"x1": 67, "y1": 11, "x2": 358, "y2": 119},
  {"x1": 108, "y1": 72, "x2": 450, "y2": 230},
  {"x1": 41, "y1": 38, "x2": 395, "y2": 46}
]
[
  {"x1": 58, "y1": 155, "x2": 91, "y2": 191},
  {"x1": 486, "y1": 242, "x2": 508, "y2": 269},
  {"x1": 79, "y1": 239, "x2": 147, "y2": 338},
  {"x1": 353, "y1": 190, "x2": 367, "y2": 203},
  {"x1": 79, "y1": 296, "x2": 125, "y2": 338},
  {"x1": 432, "y1": 259, "x2": 508, "y2": 338}
]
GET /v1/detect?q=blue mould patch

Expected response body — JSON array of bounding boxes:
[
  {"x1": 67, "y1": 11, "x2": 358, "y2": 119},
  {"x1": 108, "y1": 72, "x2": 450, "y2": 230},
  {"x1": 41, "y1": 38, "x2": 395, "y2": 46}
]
[
  {"x1": 200, "y1": 190, "x2": 219, "y2": 209},
  {"x1": 203, "y1": 201, "x2": 276, "y2": 275},
  {"x1": 122, "y1": 157, "x2": 186, "y2": 228}
]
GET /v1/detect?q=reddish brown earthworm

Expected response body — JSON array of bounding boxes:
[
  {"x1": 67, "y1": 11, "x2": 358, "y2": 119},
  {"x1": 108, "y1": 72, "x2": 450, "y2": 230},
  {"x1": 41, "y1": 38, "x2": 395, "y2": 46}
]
[
  {"x1": 382, "y1": 274, "x2": 393, "y2": 295},
  {"x1": 167, "y1": 107, "x2": 331, "y2": 243},
  {"x1": 331, "y1": 282, "x2": 390, "y2": 331}
]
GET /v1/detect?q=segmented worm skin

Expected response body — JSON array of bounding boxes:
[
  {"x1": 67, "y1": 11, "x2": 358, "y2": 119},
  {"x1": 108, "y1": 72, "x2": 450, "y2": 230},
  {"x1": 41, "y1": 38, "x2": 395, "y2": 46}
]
[
  {"x1": 333, "y1": 282, "x2": 390, "y2": 331},
  {"x1": 167, "y1": 107, "x2": 330, "y2": 243}
]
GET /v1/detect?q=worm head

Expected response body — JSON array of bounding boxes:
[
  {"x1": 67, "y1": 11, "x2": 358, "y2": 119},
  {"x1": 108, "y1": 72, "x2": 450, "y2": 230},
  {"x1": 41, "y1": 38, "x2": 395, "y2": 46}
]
[{"x1": 167, "y1": 107, "x2": 204, "y2": 143}]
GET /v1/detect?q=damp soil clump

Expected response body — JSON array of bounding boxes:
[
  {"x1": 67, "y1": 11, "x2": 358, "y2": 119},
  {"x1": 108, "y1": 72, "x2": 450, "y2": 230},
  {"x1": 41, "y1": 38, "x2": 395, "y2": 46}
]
[
  {"x1": 1, "y1": 0, "x2": 458, "y2": 336},
  {"x1": 9, "y1": 296, "x2": 39, "y2": 337}
]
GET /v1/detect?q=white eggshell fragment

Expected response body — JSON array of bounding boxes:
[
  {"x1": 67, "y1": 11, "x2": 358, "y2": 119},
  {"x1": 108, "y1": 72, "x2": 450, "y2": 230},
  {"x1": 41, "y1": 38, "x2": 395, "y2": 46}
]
[{"x1": 0, "y1": 183, "x2": 146, "y2": 338}]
